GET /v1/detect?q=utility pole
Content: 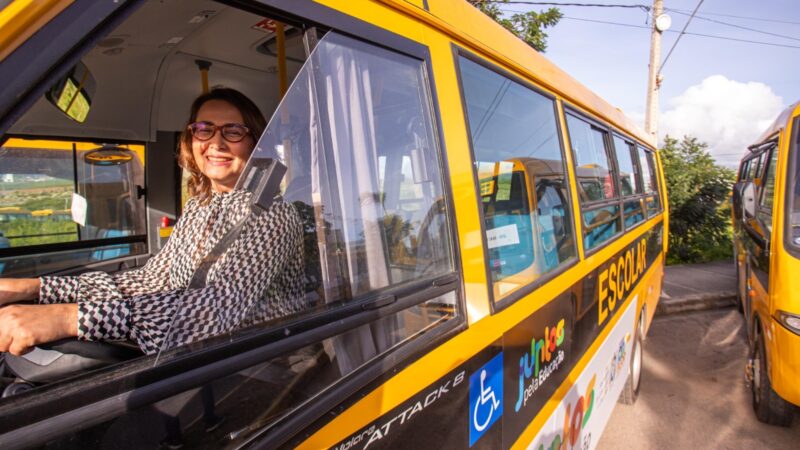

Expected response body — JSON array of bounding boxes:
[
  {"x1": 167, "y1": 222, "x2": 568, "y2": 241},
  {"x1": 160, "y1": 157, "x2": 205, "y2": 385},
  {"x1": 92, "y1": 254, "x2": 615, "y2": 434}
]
[{"x1": 645, "y1": 0, "x2": 666, "y2": 141}]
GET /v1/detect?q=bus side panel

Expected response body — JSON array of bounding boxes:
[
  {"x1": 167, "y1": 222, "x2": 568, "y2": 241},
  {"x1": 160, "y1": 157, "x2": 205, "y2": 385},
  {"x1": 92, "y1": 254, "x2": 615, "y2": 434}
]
[{"x1": 299, "y1": 225, "x2": 664, "y2": 449}]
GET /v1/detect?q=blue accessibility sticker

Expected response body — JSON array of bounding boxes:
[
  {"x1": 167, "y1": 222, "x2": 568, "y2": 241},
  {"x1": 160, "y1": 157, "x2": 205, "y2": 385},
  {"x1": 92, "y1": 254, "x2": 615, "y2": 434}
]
[{"x1": 469, "y1": 352, "x2": 503, "y2": 447}]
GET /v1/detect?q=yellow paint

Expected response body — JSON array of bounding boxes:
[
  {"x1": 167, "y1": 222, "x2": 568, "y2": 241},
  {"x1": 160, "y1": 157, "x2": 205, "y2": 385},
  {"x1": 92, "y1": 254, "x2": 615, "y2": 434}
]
[
  {"x1": 3, "y1": 137, "x2": 146, "y2": 166},
  {"x1": 0, "y1": 0, "x2": 73, "y2": 61},
  {"x1": 158, "y1": 227, "x2": 173, "y2": 238},
  {"x1": 737, "y1": 102, "x2": 800, "y2": 408},
  {"x1": 298, "y1": 2, "x2": 667, "y2": 448}
]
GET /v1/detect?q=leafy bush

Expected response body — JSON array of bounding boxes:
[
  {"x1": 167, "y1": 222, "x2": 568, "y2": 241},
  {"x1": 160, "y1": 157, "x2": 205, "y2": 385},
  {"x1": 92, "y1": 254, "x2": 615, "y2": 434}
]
[{"x1": 661, "y1": 136, "x2": 737, "y2": 264}]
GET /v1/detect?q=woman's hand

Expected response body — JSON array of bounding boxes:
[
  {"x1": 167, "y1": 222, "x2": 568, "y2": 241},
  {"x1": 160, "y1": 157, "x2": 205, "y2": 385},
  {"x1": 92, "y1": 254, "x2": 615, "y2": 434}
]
[
  {"x1": 0, "y1": 303, "x2": 77, "y2": 355},
  {"x1": 0, "y1": 278, "x2": 41, "y2": 306}
]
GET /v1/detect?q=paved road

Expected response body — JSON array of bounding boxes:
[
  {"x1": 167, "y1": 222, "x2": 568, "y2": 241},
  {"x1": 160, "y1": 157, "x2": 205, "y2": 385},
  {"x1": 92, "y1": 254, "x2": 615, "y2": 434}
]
[{"x1": 598, "y1": 308, "x2": 800, "y2": 450}]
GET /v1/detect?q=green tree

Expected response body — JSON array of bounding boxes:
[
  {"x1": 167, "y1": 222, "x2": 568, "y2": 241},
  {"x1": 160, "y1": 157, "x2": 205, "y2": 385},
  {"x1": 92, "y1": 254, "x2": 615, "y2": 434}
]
[
  {"x1": 660, "y1": 135, "x2": 736, "y2": 264},
  {"x1": 468, "y1": 0, "x2": 562, "y2": 52}
]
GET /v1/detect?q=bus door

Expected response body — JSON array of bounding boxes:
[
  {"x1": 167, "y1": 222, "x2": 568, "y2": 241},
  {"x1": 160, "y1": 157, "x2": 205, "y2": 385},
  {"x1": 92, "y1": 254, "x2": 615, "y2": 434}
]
[{"x1": 740, "y1": 145, "x2": 775, "y2": 332}]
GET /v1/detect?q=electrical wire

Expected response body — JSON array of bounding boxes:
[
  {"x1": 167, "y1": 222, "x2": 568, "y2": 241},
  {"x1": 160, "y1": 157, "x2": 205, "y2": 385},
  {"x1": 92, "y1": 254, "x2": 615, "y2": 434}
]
[
  {"x1": 559, "y1": 16, "x2": 800, "y2": 50},
  {"x1": 665, "y1": 8, "x2": 800, "y2": 26},
  {"x1": 659, "y1": 0, "x2": 705, "y2": 74},
  {"x1": 485, "y1": 1, "x2": 648, "y2": 9},
  {"x1": 667, "y1": 9, "x2": 800, "y2": 43}
]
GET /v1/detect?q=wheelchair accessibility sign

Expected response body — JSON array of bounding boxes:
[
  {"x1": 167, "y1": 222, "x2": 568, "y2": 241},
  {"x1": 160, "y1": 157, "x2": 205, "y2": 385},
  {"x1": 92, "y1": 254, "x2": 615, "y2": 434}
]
[{"x1": 469, "y1": 352, "x2": 503, "y2": 447}]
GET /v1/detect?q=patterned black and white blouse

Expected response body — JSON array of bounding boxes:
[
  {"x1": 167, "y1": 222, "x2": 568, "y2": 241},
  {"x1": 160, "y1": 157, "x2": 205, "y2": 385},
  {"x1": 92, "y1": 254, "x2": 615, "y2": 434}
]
[{"x1": 38, "y1": 190, "x2": 306, "y2": 355}]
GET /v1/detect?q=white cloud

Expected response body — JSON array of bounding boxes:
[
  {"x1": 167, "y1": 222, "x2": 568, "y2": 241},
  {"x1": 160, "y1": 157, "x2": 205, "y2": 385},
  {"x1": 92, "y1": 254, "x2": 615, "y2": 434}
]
[{"x1": 659, "y1": 75, "x2": 784, "y2": 167}]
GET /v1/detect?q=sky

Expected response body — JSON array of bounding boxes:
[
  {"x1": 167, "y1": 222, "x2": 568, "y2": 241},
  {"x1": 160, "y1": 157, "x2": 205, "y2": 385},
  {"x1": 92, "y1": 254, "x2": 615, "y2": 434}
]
[{"x1": 500, "y1": 0, "x2": 800, "y2": 167}]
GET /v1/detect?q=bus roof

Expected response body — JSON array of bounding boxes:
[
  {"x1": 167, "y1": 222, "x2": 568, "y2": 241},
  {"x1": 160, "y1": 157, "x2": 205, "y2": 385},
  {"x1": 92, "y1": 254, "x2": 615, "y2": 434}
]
[
  {"x1": 385, "y1": 0, "x2": 656, "y2": 148},
  {"x1": 751, "y1": 100, "x2": 800, "y2": 147}
]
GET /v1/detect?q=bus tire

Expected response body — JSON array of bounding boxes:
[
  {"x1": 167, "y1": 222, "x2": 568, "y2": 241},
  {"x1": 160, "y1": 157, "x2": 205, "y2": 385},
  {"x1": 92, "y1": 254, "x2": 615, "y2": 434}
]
[
  {"x1": 752, "y1": 325, "x2": 794, "y2": 427},
  {"x1": 619, "y1": 326, "x2": 643, "y2": 405}
]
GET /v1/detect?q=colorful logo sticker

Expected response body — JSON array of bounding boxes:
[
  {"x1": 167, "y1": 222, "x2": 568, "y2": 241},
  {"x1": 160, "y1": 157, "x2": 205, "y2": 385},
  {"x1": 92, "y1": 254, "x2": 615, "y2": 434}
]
[{"x1": 469, "y1": 352, "x2": 503, "y2": 447}]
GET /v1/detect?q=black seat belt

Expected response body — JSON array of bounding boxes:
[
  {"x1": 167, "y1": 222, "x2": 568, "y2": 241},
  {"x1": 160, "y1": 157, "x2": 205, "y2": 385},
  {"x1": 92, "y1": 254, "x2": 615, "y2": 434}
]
[{"x1": 187, "y1": 158, "x2": 286, "y2": 289}]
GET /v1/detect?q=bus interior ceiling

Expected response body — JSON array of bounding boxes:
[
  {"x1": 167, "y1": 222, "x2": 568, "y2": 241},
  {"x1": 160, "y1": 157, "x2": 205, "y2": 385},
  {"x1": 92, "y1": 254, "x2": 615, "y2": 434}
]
[{"x1": 8, "y1": 1, "x2": 308, "y2": 145}]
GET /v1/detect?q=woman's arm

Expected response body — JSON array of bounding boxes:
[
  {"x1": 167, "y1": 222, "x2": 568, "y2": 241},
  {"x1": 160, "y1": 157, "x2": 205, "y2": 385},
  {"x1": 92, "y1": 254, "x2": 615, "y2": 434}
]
[
  {"x1": 38, "y1": 201, "x2": 197, "y2": 305},
  {"x1": 0, "y1": 278, "x2": 41, "y2": 305},
  {"x1": 76, "y1": 201, "x2": 305, "y2": 355}
]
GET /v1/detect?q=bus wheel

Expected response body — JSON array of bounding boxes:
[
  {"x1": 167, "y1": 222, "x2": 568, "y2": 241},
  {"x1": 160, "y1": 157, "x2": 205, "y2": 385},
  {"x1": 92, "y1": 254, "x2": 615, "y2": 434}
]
[
  {"x1": 751, "y1": 327, "x2": 793, "y2": 426},
  {"x1": 619, "y1": 324, "x2": 643, "y2": 405}
]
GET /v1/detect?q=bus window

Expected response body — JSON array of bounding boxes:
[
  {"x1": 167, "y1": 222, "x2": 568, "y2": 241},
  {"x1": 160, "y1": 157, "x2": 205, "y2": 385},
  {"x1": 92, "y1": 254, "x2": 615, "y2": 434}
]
[
  {"x1": 0, "y1": 138, "x2": 146, "y2": 276},
  {"x1": 566, "y1": 113, "x2": 622, "y2": 251},
  {"x1": 613, "y1": 136, "x2": 639, "y2": 196},
  {"x1": 613, "y1": 135, "x2": 646, "y2": 228},
  {"x1": 758, "y1": 149, "x2": 779, "y2": 232},
  {"x1": 637, "y1": 145, "x2": 662, "y2": 217},
  {"x1": 457, "y1": 55, "x2": 576, "y2": 302},
  {"x1": 748, "y1": 153, "x2": 763, "y2": 181},
  {"x1": 740, "y1": 158, "x2": 751, "y2": 181}
]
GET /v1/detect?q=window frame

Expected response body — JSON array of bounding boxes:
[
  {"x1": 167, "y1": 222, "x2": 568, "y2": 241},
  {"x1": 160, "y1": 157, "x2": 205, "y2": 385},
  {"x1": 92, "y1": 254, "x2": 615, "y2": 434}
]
[
  {"x1": 0, "y1": 134, "x2": 149, "y2": 273},
  {"x1": 611, "y1": 133, "x2": 650, "y2": 231},
  {"x1": 452, "y1": 46, "x2": 578, "y2": 312},
  {"x1": 0, "y1": 3, "x2": 467, "y2": 448},
  {"x1": 562, "y1": 105, "x2": 662, "y2": 257},
  {"x1": 785, "y1": 117, "x2": 800, "y2": 258},
  {"x1": 563, "y1": 107, "x2": 625, "y2": 254}
]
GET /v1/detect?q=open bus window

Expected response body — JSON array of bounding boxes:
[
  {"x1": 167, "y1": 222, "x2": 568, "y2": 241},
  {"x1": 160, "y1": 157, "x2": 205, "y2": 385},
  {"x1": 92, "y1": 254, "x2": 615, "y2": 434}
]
[
  {"x1": 155, "y1": 31, "x2": 455, "y2": 356},
  {"x1": 457, "y1": 55, "x2": 576, "y2": 301},
  {"x1": 0, "y1": 138, "x2": 146, "y2": 276}
]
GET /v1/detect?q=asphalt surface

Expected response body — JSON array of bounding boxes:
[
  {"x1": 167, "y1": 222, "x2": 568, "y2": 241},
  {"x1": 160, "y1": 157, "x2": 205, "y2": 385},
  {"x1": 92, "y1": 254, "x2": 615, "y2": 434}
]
[
  {"x1": 598, "y1": 308, "x2": 800, "y2": 449},
  {"x1": 658, "y1": 260, "x2": 738, "y2": 315}
]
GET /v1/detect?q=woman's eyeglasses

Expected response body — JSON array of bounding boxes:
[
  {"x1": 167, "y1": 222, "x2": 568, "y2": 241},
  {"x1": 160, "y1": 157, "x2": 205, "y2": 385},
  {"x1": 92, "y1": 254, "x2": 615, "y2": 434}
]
[{"x1": 188, "y1": 122, "x2": 251, "y2": 143}]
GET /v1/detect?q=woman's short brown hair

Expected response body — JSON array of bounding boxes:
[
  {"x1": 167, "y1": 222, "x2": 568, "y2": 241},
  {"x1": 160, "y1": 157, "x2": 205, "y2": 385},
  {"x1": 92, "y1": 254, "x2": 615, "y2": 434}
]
[{"x1": 178, "y1": 88, "x2": 267, "y2": 203}]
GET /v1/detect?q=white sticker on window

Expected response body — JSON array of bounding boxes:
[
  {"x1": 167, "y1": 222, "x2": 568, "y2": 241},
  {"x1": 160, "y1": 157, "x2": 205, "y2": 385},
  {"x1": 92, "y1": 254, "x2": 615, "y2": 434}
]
[
  {"x1": 486, "y1": 224, "x2": 520, "y2": 249},
  {"x1": 71, "y1": 192, "x2": 87, "y2": 227}
]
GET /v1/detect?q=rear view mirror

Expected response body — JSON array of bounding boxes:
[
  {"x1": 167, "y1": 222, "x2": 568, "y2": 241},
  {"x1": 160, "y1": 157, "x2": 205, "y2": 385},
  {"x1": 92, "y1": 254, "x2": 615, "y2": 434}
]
[
  {"x1": 742, "y1": 182, "x2": 756, "y2": 218},
  {"x1": 45, "y1": 62, "x2": 96, "y2": 123}
]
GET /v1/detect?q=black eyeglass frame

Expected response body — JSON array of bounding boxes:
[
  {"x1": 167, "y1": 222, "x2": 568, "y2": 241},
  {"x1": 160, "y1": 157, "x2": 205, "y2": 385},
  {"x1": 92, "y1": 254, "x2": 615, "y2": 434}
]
[{"x1": 187, "y1": 121, "x2": 251, "y2": 143}]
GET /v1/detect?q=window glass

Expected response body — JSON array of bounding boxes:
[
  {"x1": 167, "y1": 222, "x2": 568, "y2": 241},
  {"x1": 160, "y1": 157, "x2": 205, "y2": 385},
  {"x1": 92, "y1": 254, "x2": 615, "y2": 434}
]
[
  {"x1": 154, "y1": 33, "x2": 456, "y2": 356},
  {"x1": 613, "y1": 136, "x2": 640, "y2": 196},
  {"x1": 748, "y1": 154, "x2": 762, "y2": 180},
  {"x1": 636, "y1": 145, "x2": 661, "y2": 216},
  {"x1": 740, "y1": 159, "x2": 750, "y2": 181},
  {"x1": 583, "y1": 204, "x2": 621, "y2": 251},
  {"x1": 623, "y1": 198, "x2": 645, "y2": 228},
  {"x1": 458, "y1": 56, "x2": 576, "y2": 301},
  {"x1": 567, "y1": 114, "x2": 617, "y2": 203},
  {"x1": 760, "y1": 149, "x2": 778, "y2": 210},
  {"x1": 0, "y1": 138, "x2": 146, "y2": 276}
]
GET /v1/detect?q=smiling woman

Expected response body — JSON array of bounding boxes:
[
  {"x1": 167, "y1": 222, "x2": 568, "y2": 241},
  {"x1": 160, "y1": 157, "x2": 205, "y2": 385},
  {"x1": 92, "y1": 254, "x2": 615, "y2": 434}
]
[
  {"x1": 181, "y1": 89, "x2": 267, "y2": 198},
  {"x1": 0, "y1": 87, "x2": 305, "y2": 355}
]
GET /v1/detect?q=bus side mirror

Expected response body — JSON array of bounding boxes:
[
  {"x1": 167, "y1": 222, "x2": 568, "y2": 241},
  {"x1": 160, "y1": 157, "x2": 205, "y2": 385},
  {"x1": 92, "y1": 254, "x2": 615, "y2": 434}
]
[
  {"x1": 742, "y1": 182, "x2": 756, "y2": 218},
  {"x1": 45, "y1": 61, "x2": 96, "y2": 123}
]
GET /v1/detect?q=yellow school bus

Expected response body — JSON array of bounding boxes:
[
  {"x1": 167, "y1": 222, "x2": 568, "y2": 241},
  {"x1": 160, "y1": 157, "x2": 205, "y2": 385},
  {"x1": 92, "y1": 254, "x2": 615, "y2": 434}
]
[
  {"x1": 733, "y1": 101, "x2": 800, "y2": 427},
  {"x1": 0, "y1": 1, "x2": 667, "y2": 448}
]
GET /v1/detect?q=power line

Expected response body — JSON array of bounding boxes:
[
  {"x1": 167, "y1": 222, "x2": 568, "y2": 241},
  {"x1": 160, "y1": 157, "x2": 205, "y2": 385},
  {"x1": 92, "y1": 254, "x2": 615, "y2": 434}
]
[
  {"x1": 659, "y1": 0, "x2": 705, "y2": 74},
  {"x1": 486, "y1": 1, "x2": 649, "y2": 9},
  {"x1": 559, "y1": 16, "x2": 800, "y2": 50},
  {"x1": 666, "y1": 8, "x2": 800, "y2": 26},
  {"x1": 668, "y1": 9, "x2": 800, "y2": 43}
]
